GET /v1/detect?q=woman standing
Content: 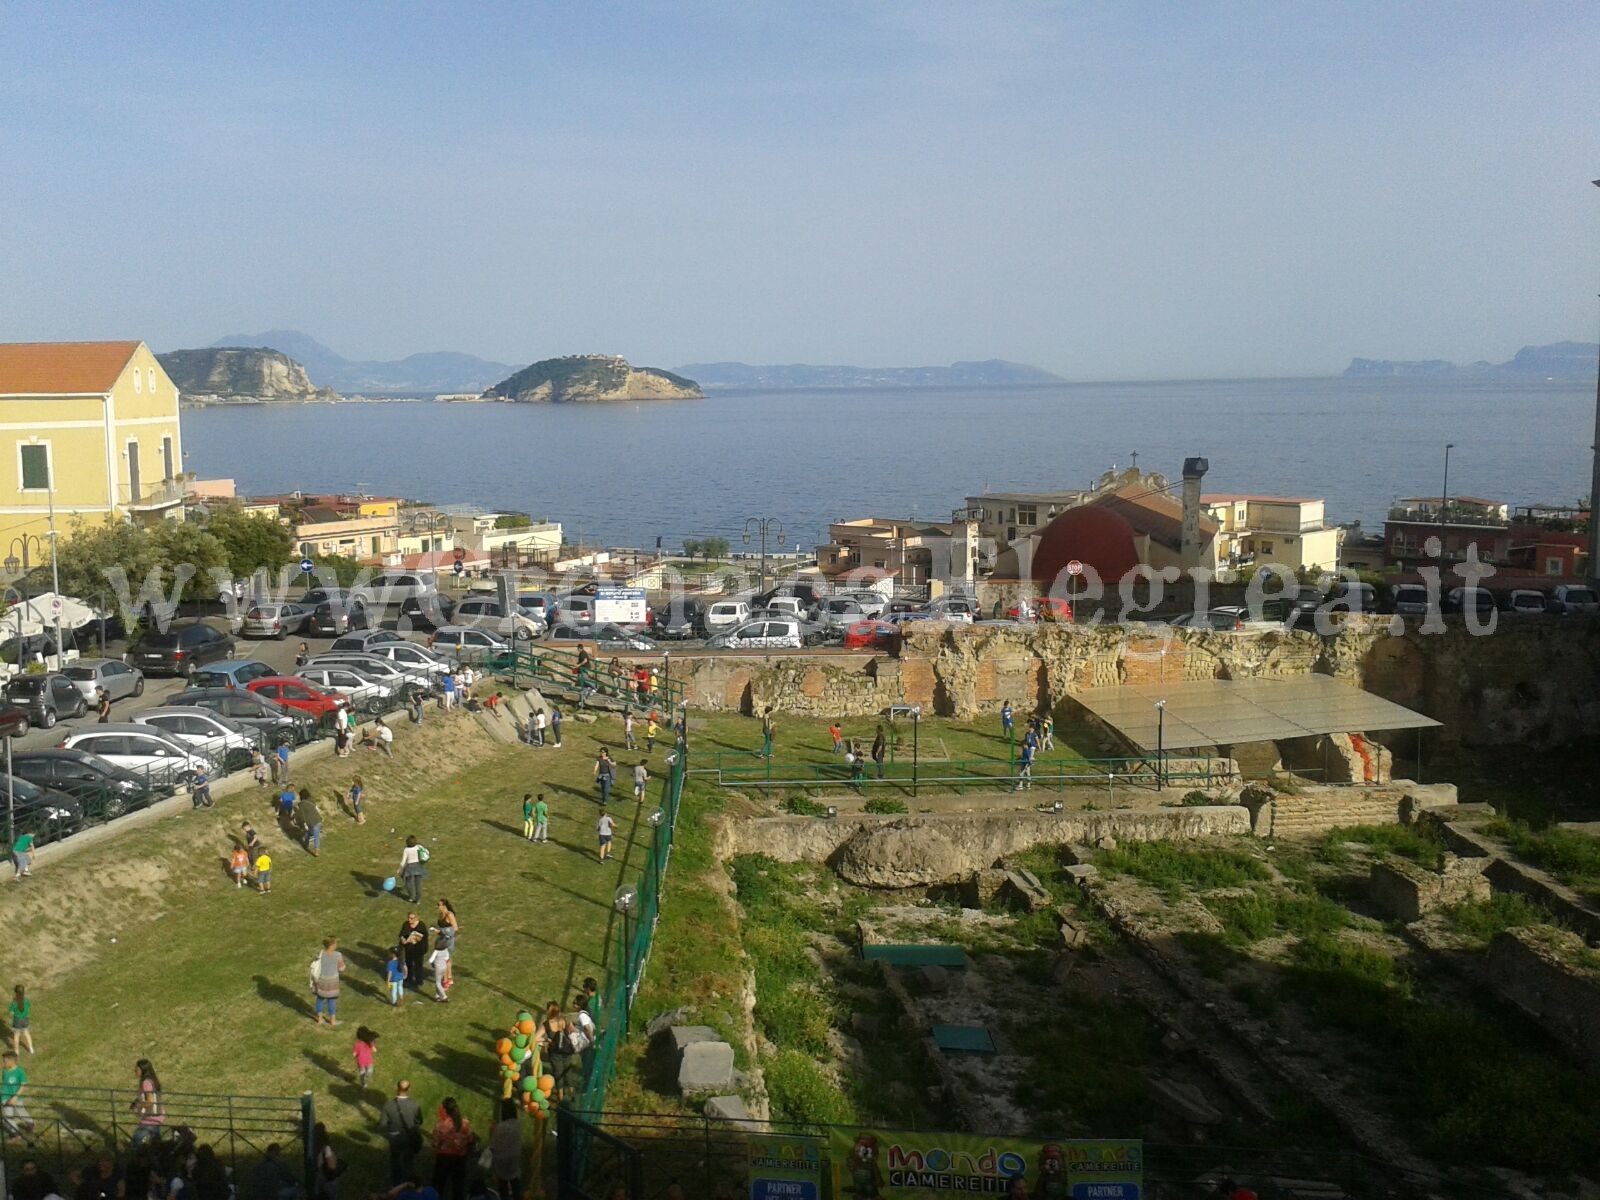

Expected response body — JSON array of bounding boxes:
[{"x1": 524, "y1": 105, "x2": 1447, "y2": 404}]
[
  {"x1": 129, "y1": 1059, "x2": 164, "y2": 1146},
  {"x1": 429, "y1": 1097, "x2": 473, "y2": 1200},
  {"x1": 398, "y1": 913, "x2": 429, "y2": 994},
  {"x1": 312, "y1": 1122, "x2": 344, "y2": 1200},
  {"x1": 398, "y1": 837, "x2": 426, "y2": 904},
  {"x1": 434, "y1": 899, "x2": 459, "y2": 991},
  {"x1": 487, "y1": 1099, "x2": 522, "y2": 1200},
  {"x1": 312, "y1": 937, "x2": 347, "y2": 1027},
  {"x1": 9, "y1": 985, "x2": 34, "y2": 1055}
]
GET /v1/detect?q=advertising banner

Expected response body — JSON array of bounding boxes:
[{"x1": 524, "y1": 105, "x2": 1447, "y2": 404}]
[
  {"x1": 748, "y1": 1134, "x2": 823, "y2": 1200},
  {"x1": 823, "y1": 1130, "x2": 1141, "y2": 1199},
  {"x1": 595, "y1": 586, "x2": 647, "y2": 624}
]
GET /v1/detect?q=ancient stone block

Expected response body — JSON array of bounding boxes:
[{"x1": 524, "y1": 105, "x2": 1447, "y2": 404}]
[
  {"x1": 704, "y1": 1095, "x2": 752, "y2": 1122},
  {"x1": 678, "y1": 1041, "x2": 736, "y2": 1096},
  {"x1": 1368, "y1": 854, "x2": 1488, "y2": 923},
  {"x1": 668, "y1": 1025, "x2": 720, "y2": 1054}
]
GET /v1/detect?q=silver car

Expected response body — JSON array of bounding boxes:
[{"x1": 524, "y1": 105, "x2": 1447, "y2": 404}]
[
  {"x1": 427, "y1": 625, "x2": 511, "y2": 662},
  {"x1": 295, "y1": 665, "x2": 394, "y2": 715},
  {"x1": 63, "y1": 658, "x2": 146, "y2": 703},
  {"x1": 134, "y1": 708, "x2": 261, "y2": 767},
  {"x1": 241, "y1": 602, "x2": 313, "y2": 639}
]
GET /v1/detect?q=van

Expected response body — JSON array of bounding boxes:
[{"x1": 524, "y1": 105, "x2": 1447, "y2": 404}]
[{"x1": 704, "y1": 601, "x2": 750, "y2": 632}]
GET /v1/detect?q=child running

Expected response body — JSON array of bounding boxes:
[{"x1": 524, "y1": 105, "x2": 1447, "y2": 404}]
[{"x1": 352, "y1": 1027, "x2": 379, "y2": 1090}]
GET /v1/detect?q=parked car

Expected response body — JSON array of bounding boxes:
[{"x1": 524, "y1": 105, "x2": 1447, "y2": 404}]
[
  {"x1": 295, "y1": 665, "x2": 395, "y2": 714},
  {"x1": 454, "y1": 595, "x2": 544, "y2": 641},
  {"x1": 1387, "y1": 584, "x2": 1431, "y2": 617},
  {"x1": 331, "y1": 629, "x2": 406, "y2": 653},
  {"x1": 760, "y1": 596, "x2": 813, "y2": 622},
  {"x1": 306, "y1": 596, "x2": 370, "y2": 637},
  {"x1": 245, "y1": 676, "x2": 347, "y2": 722},
  {"x1": 62, "y1": 658, "x2": 145, "y2": 703},
  {"x1": 3, "y1": 673, "x2": 90, "y2": 728},
  {"x1": 836, "y1": 590, "x2": 888, "y2": 618},
  {"x1": 650, "y1": 598, "x2": 707, "y2": 640},
  {"x1": 427, "y1": 626, "x2": 512, "y2": 662},
  {"x1": 515, "y1": 593, "x2": 560, "y2": 622},
  {"x1": 842, "y1": 620, "x2": 898, "y2": 650},
  {"x1": 0, "y1": 631, "x2": 79, "y2": 671},
  {"x1": 359, "y1": 640, "x2": 452, "y2": 679},
  {"x1": 1499, "y1": 589, "x2": 1550, "y2": 616},
  {"x1": 8, "y1": 748, "x2": 154, "y2": 814},
  {"x1": 168, "y1": 688, "x2": 315, "y2": 746},
  {"x1": 1445, "y1": 587, "x2": 1497, "y2": 616},
  {"x1": 351, "y1": 572, "x2": 440, "y2": 610},
  {"x1": 0, "y1": 774, "x2": 84, "y2": 839},
  {"x1": 754, "y1": 582, "x2": 824, "y2": 609},
  {"x1": 924, "y1": 596, "x2": 980, "y2": 620},
  {"x1": 1168, "y1": 609, "x2": 1246, "y2": 631},
  {"x1": 1008, "y1": 597, "x2": 1074, "y2": 622},
  {"x1": 552, "y1": 594, "x2": 597, "y2": 625},
  {"x1": 398, "y1": 592, "x2": 456, "y2": 631},
  {"x1": 306, "y1": 653, "x2": 430, "y2": 696},
  {"x1": 241, "y1": 602, "x2": 313, "y2": 640},
  {"x1": 126, "y1": 622, "x2": 235, "y2": 677},
  {"x1": 134, "y1": 708, "x2": 260, "y2": 768},
  {"x1": 0, "y1": 702, "x2": 29, "y2": 739},
  {"x1": 191, "y1": 659, "x2": 277, "y2": 690},
  {"x1": 703, "y1": 600, "x2": 750, "y2": 633},
  {"x1": 817, "y1": 597, "x2": 867, "y2": 631},
  {"x1": 706, "y1": 619, "x2": 804, "y2": 650},
  {"x1": 1551, "y1": 584, "x2": 1600, "y2": 615},
  {"x1": 544, "y1": 623, "x2": 657, "y2": 652},
  {"x1": 58, "y1": 724, "x2": 214, "y2": 791}
]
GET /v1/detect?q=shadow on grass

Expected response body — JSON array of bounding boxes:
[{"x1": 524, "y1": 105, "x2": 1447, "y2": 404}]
[
  {"x1": 303, "y1": 1049, "x2": 378, "y2": 1110},
  {"x1": 410, "y1": 1042, "x2": 488, "y2": 1094},
  {"x1": 254, "y1": 973, "x2": 312, "y2": 1018},
  {"x1": 480, "y1": 819, "x2": 525, "y2": 839},
  {"x1": 351, "y1": 871, "x2": 397, "y2": 899}
]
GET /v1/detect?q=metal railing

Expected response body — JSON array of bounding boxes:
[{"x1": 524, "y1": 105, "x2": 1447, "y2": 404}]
[
  {"x1": 687, "y1": 753, "x2": 1235, "y2": 795},
  {"x1": 487, "y1": 646, "x2": 686, "y2": 714}
]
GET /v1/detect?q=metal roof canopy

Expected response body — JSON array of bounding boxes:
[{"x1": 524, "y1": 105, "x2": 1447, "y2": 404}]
[{"x1": 1073, "y1": 675, "x2": 1441, "y2": 752}]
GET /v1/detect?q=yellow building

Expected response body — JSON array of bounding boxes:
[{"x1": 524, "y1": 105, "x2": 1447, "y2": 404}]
[
  {"x1": 1201, "y1": 494, "x2": 1344, "y2": 574},
  {"x1": 0, "y1": 341, "x2": 185, "y2": 554}
]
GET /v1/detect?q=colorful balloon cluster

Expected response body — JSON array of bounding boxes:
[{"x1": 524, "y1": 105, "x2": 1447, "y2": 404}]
[{"x1": 495, "y1": 1010, "x2": 554, "y2": 1119}]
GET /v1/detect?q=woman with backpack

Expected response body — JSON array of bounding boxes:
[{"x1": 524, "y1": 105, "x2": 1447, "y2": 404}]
[
  {"x1": 398, "y1": 836, "x2": 427, "y2": 903},
  {"x1": 429, "y1": 1096, "x2": 473, "y2": 1200}
]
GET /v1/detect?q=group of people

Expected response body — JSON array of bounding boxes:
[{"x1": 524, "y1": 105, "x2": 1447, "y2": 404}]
[
  {"x1": 391, "y1": 901, "x2": 458, "y2": 1005},
  {"x1": 1001, "y1": 701, "x2": 1054, "y2": 791}
]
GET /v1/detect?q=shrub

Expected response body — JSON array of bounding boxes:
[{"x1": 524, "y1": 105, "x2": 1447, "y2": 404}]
[
  {"x1": 765, "y1": 1049, "x2": 853, "y2": 1125},
  {"x1": 1485, "y1": 820, "x2": 1600, "y2": 895},
  {"x1": 1321, "y1": 823, "x2": 1444, "y2": 867},
  {"x1": 781, "y1": 796, "x2": 830, "y2": 817},
  {"x1": 1239, "y1": 784, "x2": 1275, "y2": 807},
  {"x1": 1098, "y1": 841, "x2": 1270, "y2": 895},
  {"x1": 1446, "y1": 893, "x2": 1551, "y2": 942},
  {"x1": 864, "y1": 796, "x2": 907, "y2": 814},
  {"x1": 1205, "y1": 890, "x2": 1349, "y2": 944},
  {"x1": 1179, "y1": 790, "x2": 1212, "y2": 807}
]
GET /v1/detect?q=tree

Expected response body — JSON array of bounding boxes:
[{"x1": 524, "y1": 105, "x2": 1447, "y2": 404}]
[
  {"x1": 702, "y1": 536, "x2": 730, "y2": 560},
  {"x1": 200, "y1": 504, "x2": 295, "y2": 578},
  {"x1": 681, "y1": 539, "x2": 702, "y2": 560},
  {"x1": 147, "y1": 521, "x2": 230, "y2": 603},
  {"x1": 307, "y1": 554, "x2": 364, "y2": 587},
  {"x1": 45, "y1": 518, "x2": 163, "y2": 603},
  {"x1": 494, "y1": 513, "x2": 532, "y2": 529}
]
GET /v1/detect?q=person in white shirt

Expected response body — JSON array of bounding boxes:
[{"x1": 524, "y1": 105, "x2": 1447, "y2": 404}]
[{"x1": 596, "y1": 813, "x2": 615, "y2": 862}]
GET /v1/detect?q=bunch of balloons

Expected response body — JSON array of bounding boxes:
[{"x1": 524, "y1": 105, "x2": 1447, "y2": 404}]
[{"x1": 494, "y1": 1010, "x2": 555, "y2": 1120}]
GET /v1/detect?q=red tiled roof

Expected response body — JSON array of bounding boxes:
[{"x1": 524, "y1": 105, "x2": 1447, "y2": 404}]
[{"x1": 0, "y1": 341, "x2": 140, "y2": 394}]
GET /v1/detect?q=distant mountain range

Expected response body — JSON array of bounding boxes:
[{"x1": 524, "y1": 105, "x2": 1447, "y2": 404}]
[
  {"x1": 1343, "y1": 341, "x2": 1597, "y2": 380},
  {"x1": 208, "y1": 330, "x2": 520, "y2": 393},
  {"x1": 676, "y1": 359, "x2": 1065, "y2": 389}
]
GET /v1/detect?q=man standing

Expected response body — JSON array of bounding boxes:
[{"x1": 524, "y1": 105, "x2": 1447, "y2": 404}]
[
  {"x1": 551, "y1": 705, "x2": 563, "y2": 748},
  {"x1": 379, "y1": 1080, "x2": 424, "y2": 1186},
  {"x1": 594, "y1": 749, "x2": 615, "y2": 806},
  {"x1": 871, "y1": 725, "x2": 887, "y2": 780},
  {"x1": 301, "y1": 793, "x2": 323, "y2": 857},
  {"x1": 275, "y1": 741, "x2": 291, "y2": 784},
  {"x1": 533, "y1": 793, "x2": 549, "y2": 844},
  {"x1": 760, "y1": 707, "x2": 775, "y2": 758},
  {"x1": 441, "y1": 670, "x2": 456, "y2": 711},
  {"x1": 1015, "y1": 737, "x2": 1035, "y2": 792}
]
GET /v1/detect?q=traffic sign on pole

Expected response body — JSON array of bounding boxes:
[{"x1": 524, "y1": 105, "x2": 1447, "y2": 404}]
[
  {"x1": 300, "y1": 558, "x2": 315, "y2": 574},
  {"x1": 1067, "y1": 559, "x2": 1084, "y2": 576},
  {"x1": 452, "y1": 560, "x2": 464, "y2": 576}
]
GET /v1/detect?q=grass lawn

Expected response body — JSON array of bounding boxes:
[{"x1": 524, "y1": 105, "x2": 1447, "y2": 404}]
[{"x1": 6, "y1": 705, "x2": 673, "y2": 1174}]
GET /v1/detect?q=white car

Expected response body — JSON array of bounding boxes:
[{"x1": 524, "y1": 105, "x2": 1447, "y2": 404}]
[
  {"x1": 454, "y1": 595, "x2": 545, "y2": 641},
  {"x1": 307, "y1": 652, "x2": 430, "y2": 693},
  {"x1": 133, "y1": 708, "x2": 259, "y2": 767},
  {"x1": 362, "y1": 640, "x2": 453, "y2": 679},
  {"x1": 295, "y1": 665, "x2": 394, "y2": 714},
  {"x1": 703, "y1": 600, "x2": 750, "y2": 633},
  {"x1": 1552, "y1": 584, "x2": 1599, "y2": 615},
  {"x1": 59, "y1": 724, "x2": 214, "y2": 791},
  {"x1": 817, "y1": 597, "x2": 868, "y2": 630},
  {"x1": 706, "y1": 619, "x2": 803, "y2": 650},
  {"x1": 837, "y1": 590, "x2": 887, "y2": 618},
  {"x1": 350, "y1": 572, "x2": 441, "y2": 611}
]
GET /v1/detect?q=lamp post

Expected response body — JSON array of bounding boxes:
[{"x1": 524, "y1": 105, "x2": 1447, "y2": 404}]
[
  {"x1": 613, "y1": 884, "x2": 638, "y2": 1019},
  {"x1": 1155, "y1": 699, "x2": 1167, "y2": 791},
  {"x1": 9, "y1": 532, "x2": 46, "y2": 665},
  {"x1": 46, "y1": 477, "x2": 63, "y2": 670},
  {"x1": 1441, "y1": 443, "x2": 1455, "y2": 524},
  {"x1": 1588, "y1": 179, "x2": 1600, "y2": 585},
  {"x1": 743, "y1": 516, "x2": 785, "y2": 596}
]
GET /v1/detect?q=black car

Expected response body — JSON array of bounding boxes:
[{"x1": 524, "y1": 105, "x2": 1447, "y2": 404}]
[
  {"x1": 755, "y1": 581, "x2": 824, "y2": 609},
  {"x1": 0, "y1": 701, "x2": 28, "y2": 739},
  {"x1": 8, "y1": 748, "x2": 154, "y2": 817},
  {"x1": 3, "y1": 673, "x2": 90, "y2": 728},
  {"x1": 398, "y1": 593, "x2": 455, "y2": 631},
  {"x1": 650, "y1": 598, "x2": 706, "y2": 640},
  {"x1": 169, "y1": 687, "x2": 316, "y2": 746},
  {"x1": 0, "y1": 773, "x2": 85, "y2": 841},
  {"x1": 307, "y1": 597, "x2": 370, "y2": 637},
  {"x1": 127, "y1": 622, "x2": 236, "y2": 677}
]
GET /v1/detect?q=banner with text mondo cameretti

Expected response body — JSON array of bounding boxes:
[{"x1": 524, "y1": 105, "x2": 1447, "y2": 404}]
[{"x1": 822, "y1": 1130, "x2": 1142, "y2": 1200}]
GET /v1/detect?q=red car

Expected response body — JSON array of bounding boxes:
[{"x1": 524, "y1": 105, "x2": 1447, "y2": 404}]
[
  {"x1": 245, "y1": 676, "x2": 346, "y2": 720},
  {"x1": 843, "y1": 620, "x2": 898, "y2": 650},
  {"x1": 1008, "y1": 597, "x2": 1073, "y2": 622}
]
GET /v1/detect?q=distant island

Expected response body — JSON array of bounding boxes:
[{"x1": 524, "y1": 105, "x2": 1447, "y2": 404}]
[
  {"x1": 1343, "y1": 341, "x2": 1597, "y2": 381},
  {"x1": 677, "y1": 359, "x2": 1064, "y2": 389},
  {"x1": 209, "y1": 330, "x2": 519, "y2": 393},
  {"x1": 483, "y1": 355, "x2": 702, "y2": 403},
  {"x1": 158, "y1": 347, "x2": 339, "y2": 403}
]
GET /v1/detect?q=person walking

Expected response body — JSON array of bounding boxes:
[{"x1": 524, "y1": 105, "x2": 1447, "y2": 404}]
[
  {"x1": 532, "y1": 708, "x2": 546, "y2": 747},
  {"x1": 597, "y1": 812, "x2": 615, "y2": 863},
  {"x1": 311, "y1": 936, "x2": 347, "y2": 1026},
  {"x1": 275, "y1": 741, "x2": 291, "y2": 785},
  {"x1": 385, "y1": 947, "x2": 406, "y2": 1006},
  {"x1": 398, "y1": 836, "x2": 426, "y2": 903},
  {"x1": 301, "y1": 794, "x2": 324, "y2": 857},
  {"x1": 871, "y1": 725, "x2": 887, "y2": 780},
  {"x1": 829, "y1": 721, "x2": 843, "y2": 754},
  {"x1": 349, "y1": 777, "x2": 366, "y2": 825},
  {"x1": 294, "y1": 642, "x2": 311, "y2": 668},
  {"x1": 760, "y1": 708, "x2": 775, "y2": 758},
  {"x1": 522, "y1": 793, "x2": 536, "y2": 841},
  {"x1": 129, "y1": 1059, "x2": 164, "y2": 1146},
  {"x1": 1, "y1": 1050, "x2": 33, "y2": 1139},
  {"x1": 1001, "y1": 700, "x2": 1014, "y2": 740},
  {"x1": 645, "y1": 713, "x2": 659, "y2": 754},
  {"x1": 594, "y1": 749, "x2": 615, "y2": 806},
  {"x1": 351, "y1": 1028, "x2": 379, "y2": 1091},
  {"x1": 96, "y1": 688, "x2": 111, "y2": 723},
  {"x1": 632, "y1": 760, "x2": 649, "y2": 803},
  {"x1": 429, "y1": 1097, "x2": 473, "y2": 1200},
  {"x1": 380, "y1": 1080, "x2": 424, "y2": 1187},
  {"x1": 487, "y1": 1099, "x2": 523, "y2": 1200},
  {"x1": 398, "y1": 914, "x2": 428, "y2": 993},
  {"x1": 1014, "y1": 737, "x2": 1035, "y2": 792},
  {"x1": 533, "y1": 793, "x2": 549, "y2": 844},
  {"x1": 571, "y1": 992, "x2": 598, "y2": 1086},
  {"x1": 440, "y1": 671, "x2": 456, "y2": 712},
  {"x1": 1041, "y1": 714, "x2": 1055, "y2": 752},
  {"x1": 623, "y1": 710, "x2": 637, "y2": 751},
  {"x1": 550, "y1": 705, "x2": 563, "y2": 747},
  {"x1": 230, "y1": 842, "x2": 250, "y2": 889},
  {"x1": 7, "y1": 986, "x2": 33, "y2": 1056},
  {"x1": 11, "y1": 831, "x2": 34, "y2": 881}
]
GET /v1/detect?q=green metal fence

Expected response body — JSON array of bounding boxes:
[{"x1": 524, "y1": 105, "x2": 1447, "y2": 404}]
[
  {"x1": 488, "y1": 646, "x2": 686, "y2": 714},
  {"x1": 688, "y1": 752, "x2": 1234, "y2": 794},
  {"x1": 571, "y1": 737, "x2": 688, "y2": 1116}
]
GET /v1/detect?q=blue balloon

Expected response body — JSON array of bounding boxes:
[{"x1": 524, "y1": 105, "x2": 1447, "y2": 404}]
[{"x1": 383, "y1": 876, "x2": 397, "y2": 891}]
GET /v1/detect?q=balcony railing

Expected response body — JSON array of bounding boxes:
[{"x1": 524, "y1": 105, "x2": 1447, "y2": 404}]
[
  {"x1": 1387, "y1": 505, "x2": 1507, "y2": 529},
  {"x1": 126, "y1": 478, "x2": 185, "y2": 511}
]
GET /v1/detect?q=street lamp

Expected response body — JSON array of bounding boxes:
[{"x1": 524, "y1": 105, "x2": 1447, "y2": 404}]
[
  {"x1": 1155, "y1": 699, "x2": 1167, "y2": 791},
  {"x1": 1441, "y1": 443, "x2": 1455, "y2": 523},
  {"x1": 613, "y1": 884, "x2": 638, "y2": 1010},
  {"x1": 1588, "y1": 177, "x2": 1600, "y2": 584},
  {"x1": 743, "y1": 516, "x2": 785, "y2": 596}
]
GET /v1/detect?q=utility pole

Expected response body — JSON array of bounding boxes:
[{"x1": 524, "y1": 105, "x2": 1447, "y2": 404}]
[
  {"x1": 1588, "y1": 183, "x2": 1600, "y2": 584},
  {"x1": 743, "y1": 516, "x2": 784, "y2": 595},
  {"x1": 47, "y1": 476, "x2": 63, "y2": 669}
]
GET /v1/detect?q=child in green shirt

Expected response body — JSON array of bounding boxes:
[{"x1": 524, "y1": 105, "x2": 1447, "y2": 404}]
[
  {"x1": 0, "y1": 1050, "x2": 32, "y2": 1137},
  {"x1": 522, "y1": 793, "x2": 535, "y2": 841},
  {"x1": 8, "y1": 985, "x2": 32, "y2": 1055}
]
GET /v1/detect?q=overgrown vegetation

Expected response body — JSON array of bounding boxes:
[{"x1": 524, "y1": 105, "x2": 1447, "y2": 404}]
[
  {"x1": 781, "y1": 796, "x2": 830, "y2": 817},
  {"x1": 1097, "y1": 839, "x2": 1270, "y2": 898},
  {"x1": 1008, "y1": 991, "x2": 1161, "y2": 1135},
  {"x1": 1445, "y1": 893, "x2": 1552, "y2": 945},
  {"x1": 1316, "y1": 822, "x2": 1445, "y2": 868},
  {"x1": 1484, "y1": 819, "x2": 1600, "y2": 902},
  {"x1": 1204, "y1": 890, "x2": 1349, "y2": 945},
  {"x1": 864, "y1": 796, "x2": 908, "y2": 814}
]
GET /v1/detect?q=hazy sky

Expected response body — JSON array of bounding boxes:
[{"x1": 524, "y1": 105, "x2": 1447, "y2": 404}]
[{"x1": 4, "y1": 2, "x2": 1598, "y2": 379}]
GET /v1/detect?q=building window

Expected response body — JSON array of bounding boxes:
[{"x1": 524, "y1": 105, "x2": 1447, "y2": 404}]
[
  {"x1": 133, "y1": 368, "x2": 141, "y2": 393},
  {"x1": 19, "y1": 443, "x2": 50, "y2": 491},
  {"x1": 147, "y1": 367, "x2": 156, "y2": 392},
  {"x1": 1547, "y1": 557, "x2": 1565, "y2": 576},
  {"x1": 161, "y1": 436, "x2": 175, "y2": 480},
  {"x1": 1017, "y1": 505, "x2": 1038, "y2": 526},
  {"x1": 1260, "y1": 540, "x2": 1274, "y2": 553}
]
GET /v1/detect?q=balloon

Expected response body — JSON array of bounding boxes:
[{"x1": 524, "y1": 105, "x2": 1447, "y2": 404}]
[
  {"x1": 513, "y1": 1033, "x2": 528, "y2": 1049},
  {"x1": 516, "y1": 1010, "x2": 532, "y2": 1024},
  {"x1": 538, "y1": 1075, "x2": 554, "y2": 1093},
  {"x1": 382, "y1": 877, "x2": 397, "y2": 892},
  {"x1": 517, "y1": 1018, "x2": 535, "y2": 1036},
  {"x1": 495, "y1": 1038, "x2": 512, "y2": 1055},
  {"x1": 499, "y1": 1054, "x2": 513, "y2": 1067}
]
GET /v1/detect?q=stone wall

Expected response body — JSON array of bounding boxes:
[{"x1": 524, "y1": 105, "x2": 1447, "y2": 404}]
[
  {"x1": 1367, "y1": 853, "x2": 1489, "y2": 923},
  {"x1": 729, "y1": 807, "x2": 1252, "y2": 887},
  {"x1": 1485, "y1": 926, "x2": 1600, "y2": 1066},
  {"x1": 657, "y1": 617, "x2": 1600, "y2": 746}
]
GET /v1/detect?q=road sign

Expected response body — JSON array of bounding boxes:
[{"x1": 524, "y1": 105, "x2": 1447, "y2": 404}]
[
  {"x1": 595, "y1": 586, "x2": 647, "y2": 625},
  {"x1": 453, "y1": 546, "x2": 466, "y2": 561},
  {"x1": 1067, "y1": 559, "x2": 1084, "y2": 576},
  {"x1": 300, "y1": 558, "x2": 314, "y2": 574},
  {"x1": 452, "y1": 560, "x2": 465, "y2": 576},
  {"x1": 50, "y1": 597, "x2": 62, "y2": 614}
]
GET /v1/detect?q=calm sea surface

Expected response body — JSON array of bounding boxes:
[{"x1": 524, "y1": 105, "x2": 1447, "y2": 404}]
[{"x1": 181, "y1": 377, "x2": 1594, "y2": 549}]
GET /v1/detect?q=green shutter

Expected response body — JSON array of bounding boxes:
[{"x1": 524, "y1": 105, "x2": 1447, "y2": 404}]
[{"x1": 19, "y1": 445, "x2": 49, "y2": 490}]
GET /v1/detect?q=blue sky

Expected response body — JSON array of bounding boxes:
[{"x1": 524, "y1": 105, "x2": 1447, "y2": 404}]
[{"x1": 3, "y1": 2, "x2": 1597, "y2": 378}]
